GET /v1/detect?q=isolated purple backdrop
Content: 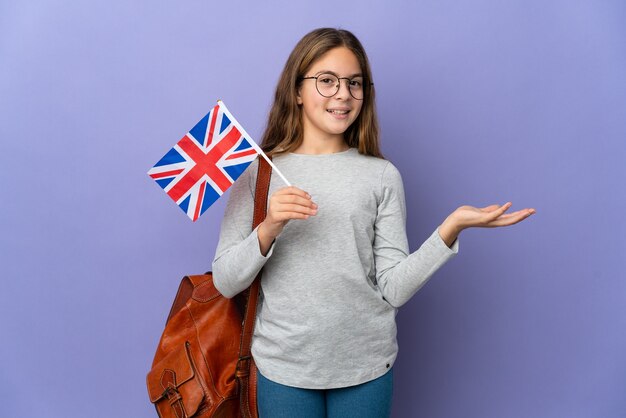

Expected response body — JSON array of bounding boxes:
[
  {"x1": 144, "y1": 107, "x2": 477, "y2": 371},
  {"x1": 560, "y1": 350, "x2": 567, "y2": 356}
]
[{"x1": 1, "y1": 1, "x2": 625, "y2": 417}]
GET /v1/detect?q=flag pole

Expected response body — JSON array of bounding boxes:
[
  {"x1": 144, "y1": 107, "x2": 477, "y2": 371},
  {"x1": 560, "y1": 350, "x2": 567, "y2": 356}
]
[{"x1": 217, "y1": 100, "x2": 292, "y2": 187}]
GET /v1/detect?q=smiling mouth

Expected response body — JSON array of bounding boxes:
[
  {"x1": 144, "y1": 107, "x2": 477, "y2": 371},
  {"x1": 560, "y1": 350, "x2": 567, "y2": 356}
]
[{"x1": 327, "y1": 109, "x2": 350, "y2": 115}]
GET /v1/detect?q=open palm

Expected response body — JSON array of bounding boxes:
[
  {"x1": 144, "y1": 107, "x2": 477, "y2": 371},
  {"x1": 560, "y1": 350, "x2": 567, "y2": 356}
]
[{"x1": 454, "y1": 202, "x2": 536, "y2": 229}]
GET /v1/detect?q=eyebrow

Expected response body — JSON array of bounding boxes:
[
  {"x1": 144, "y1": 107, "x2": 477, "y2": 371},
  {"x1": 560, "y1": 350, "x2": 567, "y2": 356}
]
[{"x1": 313, "y1": 70, "x2": 363, "y2": 78}]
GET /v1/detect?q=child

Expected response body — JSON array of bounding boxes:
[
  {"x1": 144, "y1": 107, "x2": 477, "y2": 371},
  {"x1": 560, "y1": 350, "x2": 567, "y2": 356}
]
[{"x1": 212, "y1": 27, "x2": 535, "y2": 418}]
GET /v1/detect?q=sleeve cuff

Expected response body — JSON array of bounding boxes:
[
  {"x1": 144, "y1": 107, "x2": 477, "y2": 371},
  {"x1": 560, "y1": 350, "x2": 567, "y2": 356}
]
[
  {"x1": 432, "y1": 226, "x2": 459, "y2": 255},
  {"x1": 253, "y1": 224, "x2": 276, "y2": 258}
]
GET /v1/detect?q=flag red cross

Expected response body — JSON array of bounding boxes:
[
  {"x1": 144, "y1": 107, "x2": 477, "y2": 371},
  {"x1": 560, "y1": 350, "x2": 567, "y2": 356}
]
[{"x1": 166, "y1": 124, "x2": 243, "y2": 203}]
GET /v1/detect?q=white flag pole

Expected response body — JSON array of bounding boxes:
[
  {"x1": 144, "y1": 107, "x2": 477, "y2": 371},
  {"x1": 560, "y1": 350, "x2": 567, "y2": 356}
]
[{"x1": 217, "y1": 100, "x2": 292, "y2": 187}]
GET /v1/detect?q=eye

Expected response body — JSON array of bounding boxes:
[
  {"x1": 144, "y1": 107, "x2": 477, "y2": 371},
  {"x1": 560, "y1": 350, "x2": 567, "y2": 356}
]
[
  {"x1": 349, "y1": 79, "x2": 363, "y2": 88},
  {"x1": 319, "y1": 76, "x2": 336, "y2": 85}
]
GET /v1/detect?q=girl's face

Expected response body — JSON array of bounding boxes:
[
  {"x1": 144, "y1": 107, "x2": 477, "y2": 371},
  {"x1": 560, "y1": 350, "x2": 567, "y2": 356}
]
[{"x1": 297, "y1": 46, "x2": 364, "y2": 143}]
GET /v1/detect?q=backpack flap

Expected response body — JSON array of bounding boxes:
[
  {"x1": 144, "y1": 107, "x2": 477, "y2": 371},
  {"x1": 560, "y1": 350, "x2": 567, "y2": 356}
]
[{"x1": 146, "y1": 342, "x2": 204, "y2": 417}]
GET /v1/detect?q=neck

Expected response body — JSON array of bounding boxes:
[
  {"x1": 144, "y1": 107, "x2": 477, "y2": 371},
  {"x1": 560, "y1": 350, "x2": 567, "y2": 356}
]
[{"x1": 293, "y1": 136, "x2": 349, "y2": 155}]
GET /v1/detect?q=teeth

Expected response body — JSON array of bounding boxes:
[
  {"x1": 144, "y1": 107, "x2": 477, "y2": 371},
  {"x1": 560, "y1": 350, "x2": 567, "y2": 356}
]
[{"x1": 328, "y1": 110, "x2": 349, "y2": 114}]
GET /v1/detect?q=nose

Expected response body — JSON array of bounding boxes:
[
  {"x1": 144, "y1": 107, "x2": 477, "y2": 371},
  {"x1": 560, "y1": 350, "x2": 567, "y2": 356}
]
[{"x1": 335, "y1": 78, "x2": 352, "y2": 99}]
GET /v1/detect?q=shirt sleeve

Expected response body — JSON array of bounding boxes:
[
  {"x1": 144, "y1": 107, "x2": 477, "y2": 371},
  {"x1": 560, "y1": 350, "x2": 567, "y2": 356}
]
[
  {"x1": 374, "y1": 162, "x2": 459, "y2": 308},
  {"x1": 211, "y1": 159, "x2": 276, "y2": 298}
]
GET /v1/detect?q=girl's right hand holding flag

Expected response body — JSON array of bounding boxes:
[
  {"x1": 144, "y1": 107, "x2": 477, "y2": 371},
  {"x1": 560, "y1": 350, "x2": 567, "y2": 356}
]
[{"x1": 257, "y1": 186, "x2": 318, "y2": 255}]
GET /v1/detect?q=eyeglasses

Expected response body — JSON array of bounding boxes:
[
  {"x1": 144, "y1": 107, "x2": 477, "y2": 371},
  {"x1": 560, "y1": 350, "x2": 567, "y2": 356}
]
[{"x1": 300, "y1": 72, "x2": 372, "y2": 100}]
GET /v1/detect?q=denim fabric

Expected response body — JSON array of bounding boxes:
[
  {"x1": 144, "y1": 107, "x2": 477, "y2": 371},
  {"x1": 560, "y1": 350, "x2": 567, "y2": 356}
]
[{"x1": 257, "y1": 367, "x2": 394, "y2": 418}]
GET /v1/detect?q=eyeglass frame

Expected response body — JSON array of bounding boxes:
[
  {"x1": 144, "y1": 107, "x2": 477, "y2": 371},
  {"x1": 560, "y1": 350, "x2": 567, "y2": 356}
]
[{"x1": 299, "y1": 72, "x2": 374, "y2": 100}]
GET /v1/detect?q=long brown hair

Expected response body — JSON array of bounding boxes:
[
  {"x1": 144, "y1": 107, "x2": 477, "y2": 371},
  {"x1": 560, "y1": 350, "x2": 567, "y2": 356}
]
[{"x1": 259, "y1": 28, "x2": 384, "y2": 159}]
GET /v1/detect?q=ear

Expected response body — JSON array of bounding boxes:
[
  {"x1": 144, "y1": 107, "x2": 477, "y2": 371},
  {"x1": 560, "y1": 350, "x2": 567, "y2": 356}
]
[{"x1": 296, "y1": 89, "x2": 303, "y2": 105}]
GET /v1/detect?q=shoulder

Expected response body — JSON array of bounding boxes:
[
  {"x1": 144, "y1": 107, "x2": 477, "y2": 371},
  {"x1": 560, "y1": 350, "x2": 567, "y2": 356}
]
[
  {"x1": 377, "y1": 160, "x2": 404, "y2": 204},
  {"x1": 380, "y1": 160, "x2": 403, "y2": 186},
  {"x1": 351, "y1": 150, "x2": 402, "y2": 187},
  {"x1": 347, "y1": 148, "x2": 394, "y2": 177},
  {"x1": 347, "y1": 150, "x2": 404, "y2": 202}
]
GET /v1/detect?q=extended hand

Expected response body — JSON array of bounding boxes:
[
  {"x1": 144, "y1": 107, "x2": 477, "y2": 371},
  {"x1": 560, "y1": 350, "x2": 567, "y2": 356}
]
[{"x1": 453, "y1": 202, "x2": 536, "y2": 230}]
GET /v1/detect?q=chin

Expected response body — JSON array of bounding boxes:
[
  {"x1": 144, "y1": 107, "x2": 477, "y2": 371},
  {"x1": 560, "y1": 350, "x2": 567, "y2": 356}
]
[{"x1": 328, "y1": 122, "x2": 355, "y2": 135}]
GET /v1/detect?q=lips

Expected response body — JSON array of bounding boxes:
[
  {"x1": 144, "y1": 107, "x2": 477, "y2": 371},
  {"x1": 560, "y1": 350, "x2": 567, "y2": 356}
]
[{"x1": 327, "y1": 108, "x2": 350, "y2": 115}]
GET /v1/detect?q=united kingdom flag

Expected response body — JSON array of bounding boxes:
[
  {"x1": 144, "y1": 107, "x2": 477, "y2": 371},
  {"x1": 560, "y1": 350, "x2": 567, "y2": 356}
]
[{"x1": 148, "y1": 102, "x2": 260, "y2": 221}]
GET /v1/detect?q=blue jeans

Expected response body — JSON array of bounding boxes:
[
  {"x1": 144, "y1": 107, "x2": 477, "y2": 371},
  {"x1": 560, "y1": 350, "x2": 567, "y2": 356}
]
[{"x1": 256, "y1": 367, "x2": 393, "y2": 418}]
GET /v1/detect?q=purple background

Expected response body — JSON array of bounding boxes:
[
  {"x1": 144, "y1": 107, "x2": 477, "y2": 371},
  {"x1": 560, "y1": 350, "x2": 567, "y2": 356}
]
[{"x1": 1, "y1": 1, "x2": 625, "y2": 417}]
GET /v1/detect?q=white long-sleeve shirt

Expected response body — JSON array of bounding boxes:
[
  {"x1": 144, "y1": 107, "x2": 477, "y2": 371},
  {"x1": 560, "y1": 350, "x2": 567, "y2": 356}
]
[{"x1": 212, "y1": 147, "x2": 459, "y2": 389}]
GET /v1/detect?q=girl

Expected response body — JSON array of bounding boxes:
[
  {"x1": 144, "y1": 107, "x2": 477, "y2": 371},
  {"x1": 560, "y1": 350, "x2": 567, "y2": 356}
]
[{"x1": 212, "y1": 28, "x2": 535, "y2": 418}]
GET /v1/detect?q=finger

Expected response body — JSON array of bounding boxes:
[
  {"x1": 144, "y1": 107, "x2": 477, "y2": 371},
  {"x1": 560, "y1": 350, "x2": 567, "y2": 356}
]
[
  {"x1": 489, "y1": 211, "x2": 533, "y2": 226},
  {"x1": 492, "y1": 202, "x2": 512, "y2": 217},
  {"x1": 495, "y1": 205, "x2": 524, "y2": 220},
  {"x1": 497, "y1": 209, "x2": 527, "y2": 217},
  {"x1": 276, "y1": 186, "x2": 311, "y2": 199},
  {"x1": 271, "y1": 211, "x2": 311, "y2": 223},
  {"x1": 276, "y1": 194, "x2": 317, "y2": 208},
  {"x1": 479, "y1": 203, "x2": 511, "y2": 214},
  {"x1": 495, "y1": 207, "x2": 536, "y2": 218},
  {"x1": 485, "y1": 202, "x2": 511, "y2": 222},
  {"x1": 276, "y1": 203, "x2": 318, "y2": 216},
  {"x1": 481, "y1": 203, "x2": 508, "y2": 222},
  {"x1": 480, "y1": 204, "x2": 501, "y2": 212}
]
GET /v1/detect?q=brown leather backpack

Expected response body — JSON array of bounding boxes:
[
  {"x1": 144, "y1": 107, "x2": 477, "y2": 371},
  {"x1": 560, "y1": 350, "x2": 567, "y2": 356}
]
[{"x1": 146, "y1": 155, "x2": 272, "y2": 417}]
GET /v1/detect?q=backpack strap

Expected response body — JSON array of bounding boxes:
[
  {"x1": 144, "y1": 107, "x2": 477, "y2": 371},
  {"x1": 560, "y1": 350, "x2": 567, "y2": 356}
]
[
  {"x1": 253, "y1": 155, "x2": 272, "y2": 229},
  {"x1": 239, "y1": 154, "x2": 271, "y2": 361},
  {"x1": 236, "y1": 154, "x2": 272, "y2": 417}
]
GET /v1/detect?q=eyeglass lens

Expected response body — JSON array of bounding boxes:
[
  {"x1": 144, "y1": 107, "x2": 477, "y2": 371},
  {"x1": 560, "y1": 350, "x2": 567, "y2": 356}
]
[{"x1": 316, "y1": 73, "x2": 364, "y2": 100}]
